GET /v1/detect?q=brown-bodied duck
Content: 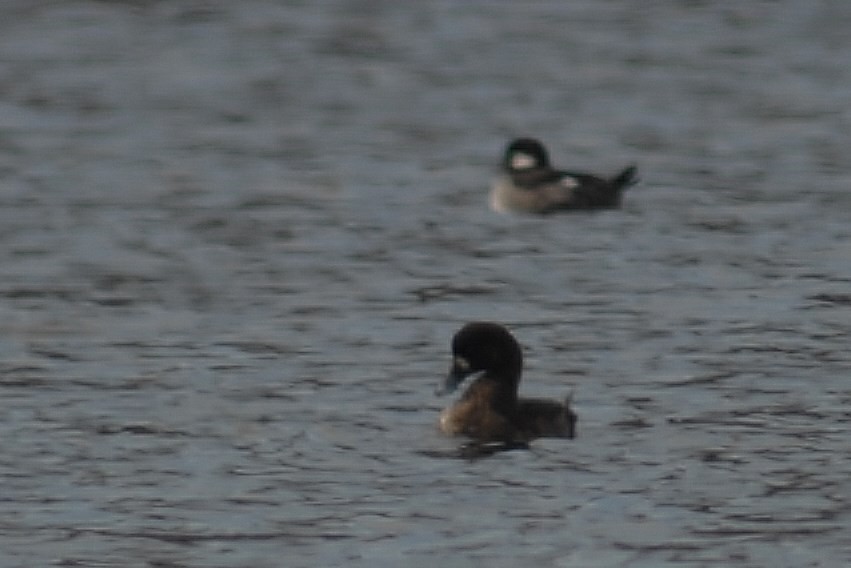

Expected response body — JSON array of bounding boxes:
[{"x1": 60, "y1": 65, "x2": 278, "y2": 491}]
[{"x1": 437, "y1": 322, "x2": 576, "y2": 443}]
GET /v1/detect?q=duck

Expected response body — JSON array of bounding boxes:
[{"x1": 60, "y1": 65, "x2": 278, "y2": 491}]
[
  {"x1": 490, "y1": 137, "x2": 638, "y2": 214},
  {"x1": 436, "y1": 322, "x2": 576, "y2": 443}
]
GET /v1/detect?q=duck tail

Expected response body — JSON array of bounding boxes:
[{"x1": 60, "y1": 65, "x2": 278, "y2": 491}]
[
  {"x1": 563, "y1": 390, "x2": 577, "y2": 439},
  {"x1": 610, "y1": 164, "x2": 638, "y2": 191}
]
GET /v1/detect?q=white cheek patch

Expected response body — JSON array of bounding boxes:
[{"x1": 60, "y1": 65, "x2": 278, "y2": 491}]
[
  {"x1": 453, "y1": 356, "x2": 471, "y2": 371},
  {"x1": 510, "y1": 152, "x2": 537, "y2": 170}
]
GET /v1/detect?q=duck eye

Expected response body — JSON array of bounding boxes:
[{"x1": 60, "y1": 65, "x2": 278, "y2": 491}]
[{"x1": 510, "y1": 152, "x2": 537, "y2": 170}]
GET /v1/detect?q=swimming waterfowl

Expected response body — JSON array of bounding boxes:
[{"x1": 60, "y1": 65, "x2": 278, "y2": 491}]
[
  {"x1": 490, "y1": 137, "x2": 638, "y2": 214},
  {"x1": 436, "y1": 322, "x2": 576, "y2": 443}
]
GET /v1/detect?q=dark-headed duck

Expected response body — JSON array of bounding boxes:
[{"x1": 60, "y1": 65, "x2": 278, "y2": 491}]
[
  {"x1": 436, "y1": 322, "x2": 576, "y2": 443},
  {"x1": 490, "y1": 137, "x2": 638, "y2": 214}
]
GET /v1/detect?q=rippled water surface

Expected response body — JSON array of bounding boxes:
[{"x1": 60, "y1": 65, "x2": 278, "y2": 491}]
[{"x1": 2, "y1": 1, "x2": 850, "y2": 566}]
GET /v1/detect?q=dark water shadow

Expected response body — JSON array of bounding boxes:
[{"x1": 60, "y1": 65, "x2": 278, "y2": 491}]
[{"x1": 418, "y1": 440, "x2": 531, "y2": 461}]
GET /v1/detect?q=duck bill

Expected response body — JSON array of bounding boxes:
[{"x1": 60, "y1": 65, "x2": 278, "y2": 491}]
[
  {"x1": 435, "y1": 369, "x2": 464, "y2": 396},
  {"x1": 435, "y1": 357, "x2": 472, "y2": 396}
]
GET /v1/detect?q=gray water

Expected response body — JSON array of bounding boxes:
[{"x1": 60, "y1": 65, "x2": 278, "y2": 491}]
[{"x1": 1, "y1": 1, "x2": 850, "y2": 566}]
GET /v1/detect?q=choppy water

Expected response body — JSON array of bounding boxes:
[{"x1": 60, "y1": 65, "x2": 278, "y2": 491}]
[{"x1": 1, "y1": 1, "x2": 850, "y2": 566}]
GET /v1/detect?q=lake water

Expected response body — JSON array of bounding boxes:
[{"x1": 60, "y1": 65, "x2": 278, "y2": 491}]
[{"x1": 1, "y1": 1, "x2": 850, "y2": 567}]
